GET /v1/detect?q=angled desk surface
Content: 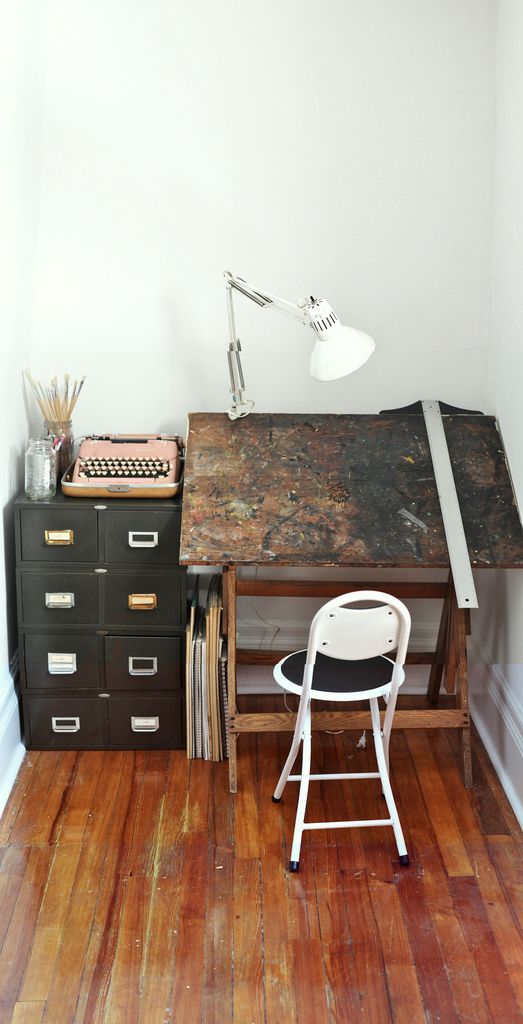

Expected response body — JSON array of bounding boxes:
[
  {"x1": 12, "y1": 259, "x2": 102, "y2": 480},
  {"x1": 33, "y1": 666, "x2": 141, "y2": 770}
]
[{"x1": 180, "y1": 411, "x2": 523, "y2": 792}]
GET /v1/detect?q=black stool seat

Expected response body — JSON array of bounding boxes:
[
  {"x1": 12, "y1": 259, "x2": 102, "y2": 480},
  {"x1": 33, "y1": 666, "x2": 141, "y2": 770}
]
[{"x1": 278, "y1": 650, "x2": 394, "y2": 697}]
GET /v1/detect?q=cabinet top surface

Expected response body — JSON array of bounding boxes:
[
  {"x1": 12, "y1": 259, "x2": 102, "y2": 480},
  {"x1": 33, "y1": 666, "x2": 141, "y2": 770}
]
[
  {"x1": 16, "y1": 492, "x2": 182, "y2": 511},
  {"x1": 179, "y1": 411, "x2": 523, "y2": 569}
]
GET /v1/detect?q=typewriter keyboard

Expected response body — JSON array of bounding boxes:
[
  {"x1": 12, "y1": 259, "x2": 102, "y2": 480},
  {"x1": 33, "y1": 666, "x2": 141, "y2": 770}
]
[{"x1": 78, "y1": 458, "x2": 172, "y2": 479}]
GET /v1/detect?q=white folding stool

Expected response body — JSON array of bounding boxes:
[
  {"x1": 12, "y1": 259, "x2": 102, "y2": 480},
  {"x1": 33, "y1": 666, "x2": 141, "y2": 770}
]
[{"x1": 272, "y1": 591, "x2": 411, "y2": 872}]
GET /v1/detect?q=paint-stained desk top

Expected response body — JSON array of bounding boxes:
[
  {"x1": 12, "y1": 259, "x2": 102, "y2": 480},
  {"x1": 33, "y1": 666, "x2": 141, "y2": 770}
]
[{"x1": 179, "y1": 412, "x2": 523, "y2": 568}]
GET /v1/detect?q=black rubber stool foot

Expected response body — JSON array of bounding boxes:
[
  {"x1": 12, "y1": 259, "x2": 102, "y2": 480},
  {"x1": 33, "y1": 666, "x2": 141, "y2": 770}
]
[
  {"x1": 271, "y1": 795, "x2": 281, "y2": 803},
  {"x1": 289, "y1": 860, "x2": 299, "y2": 872},
  {"x1": 399, "y1": 854, "x2": 410, "y2": 866}
]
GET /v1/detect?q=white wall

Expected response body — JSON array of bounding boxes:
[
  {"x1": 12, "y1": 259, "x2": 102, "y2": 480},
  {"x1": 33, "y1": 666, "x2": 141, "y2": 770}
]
[
  {"x1": 469, "y1": 0, "x2": 523, "y2": 826},
  {"x1": 0, "y1": 2, "x2": 47, "y2": 813},
  {"x1": 31, "y1": 0, "x2": 495, "y2": 435}
]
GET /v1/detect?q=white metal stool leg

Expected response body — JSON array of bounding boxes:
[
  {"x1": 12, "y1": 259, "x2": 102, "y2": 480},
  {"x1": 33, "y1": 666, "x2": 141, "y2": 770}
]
[
  {"x1": 370, "y1": 697, "x2": 409, "y2": 864},
  {"x1": 272, "y1": 691, "x2": 310, "y2": 802},
  {"x1": 288, "y1": 704, "x2": 312, "y2": 871}
]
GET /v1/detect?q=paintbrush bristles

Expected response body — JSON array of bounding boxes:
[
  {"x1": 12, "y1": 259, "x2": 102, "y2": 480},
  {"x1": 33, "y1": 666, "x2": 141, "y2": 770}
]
[{"x1": 24, "y1": 371, "x2": 86, "y2": 422}]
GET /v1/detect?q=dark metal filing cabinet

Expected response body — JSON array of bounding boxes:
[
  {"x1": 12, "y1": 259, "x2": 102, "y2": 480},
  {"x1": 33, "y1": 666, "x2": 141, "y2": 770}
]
[{"x1": 15, "y1": 493, "x2": 186, "y2": 749}]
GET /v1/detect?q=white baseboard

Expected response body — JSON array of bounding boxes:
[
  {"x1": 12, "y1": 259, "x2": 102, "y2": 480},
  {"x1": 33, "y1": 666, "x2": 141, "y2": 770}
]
[
  {"x1": 0, "y1": 653, "x2": 25, "y2": 820},
  {"x1": 468, "y1": 637, "x2": 523, "y2": 830}
]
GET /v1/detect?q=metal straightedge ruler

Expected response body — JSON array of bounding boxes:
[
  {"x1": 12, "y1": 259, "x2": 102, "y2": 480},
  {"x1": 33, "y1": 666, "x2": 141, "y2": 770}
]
[{"x1": 422, "y1": 400, "x2": 478, "y2": 610}]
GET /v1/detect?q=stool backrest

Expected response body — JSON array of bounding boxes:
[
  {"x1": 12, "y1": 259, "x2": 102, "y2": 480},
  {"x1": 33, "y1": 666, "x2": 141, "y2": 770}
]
[{"x1": 307, "y1": 591, "x2": 411, "y2": 669}]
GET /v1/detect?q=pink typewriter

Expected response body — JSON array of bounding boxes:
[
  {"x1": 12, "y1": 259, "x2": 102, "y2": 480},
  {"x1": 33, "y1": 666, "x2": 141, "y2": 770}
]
[{"x1": 62, "y1": 434, "x2": 183, "y2": 498}]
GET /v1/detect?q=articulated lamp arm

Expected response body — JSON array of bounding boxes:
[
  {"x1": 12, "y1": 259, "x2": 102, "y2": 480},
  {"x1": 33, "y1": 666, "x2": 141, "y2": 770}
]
[{"x1": 224, "y1": 270, "x2": 375, "y2": 420}]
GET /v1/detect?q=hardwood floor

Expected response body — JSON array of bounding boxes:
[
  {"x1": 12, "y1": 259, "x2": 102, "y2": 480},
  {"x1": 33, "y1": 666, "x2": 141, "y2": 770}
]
[{"x1": 0, "y1": 702, "x2": 522, "y2": 1023}]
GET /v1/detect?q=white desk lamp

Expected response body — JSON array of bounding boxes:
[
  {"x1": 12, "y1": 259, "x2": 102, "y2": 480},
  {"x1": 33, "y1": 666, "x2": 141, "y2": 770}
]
[{"x1": 224, "y1": 270, "x2": 375, "y2": 419}]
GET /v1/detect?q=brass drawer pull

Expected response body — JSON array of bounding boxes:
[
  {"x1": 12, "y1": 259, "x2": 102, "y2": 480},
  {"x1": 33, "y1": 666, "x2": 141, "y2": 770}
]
[
  {"x1": 48, "y1": 652, "x2": 77, "y2": 675},
  {"x1": 128, "y1": 593, "x2": 157, "y2": 611},
  {"x1": 131, "y1": 716, "x2": 159, "y2": 732},
  {"x1": 128, "y1": 531, "x2": 158, "y2": 548},
  {"x1": 45, "y1": 529, "x2": 74, "y2": 546},
  {"x1": 128, "y1": 656, "x2": 158, "y2": 676},
  {"x1": 52, "y1": 716, "x2": 80, "y2": 733},
  {"x1": 45, "y1": 592, "x2": 75, "y2": 609}
]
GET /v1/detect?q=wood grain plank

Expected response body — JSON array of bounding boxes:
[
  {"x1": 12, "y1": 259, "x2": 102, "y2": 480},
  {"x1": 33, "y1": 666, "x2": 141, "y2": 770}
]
[
  {"x1": 0, "y1": 847, "x2": 32, "y2": 951},
  {"x1": 430, "y1": 730, "x2": 523, "y2": 1013},
  {"x1": 488, "y1": 836, "x2": 523, "y2": 931},
  {"x1": 139, "y1": 752, "x2": 190, "y2": 1024},
  {"x1": 10, "y1": 1002, "x2": 45, "y2": 1024},
  {"x1": 169, "y1": 835, "x2": 211, "y2": 1024},
  {"x1": 138, "y1": 876, "x2": 181, "y2": 1024},
  {"x1": 74, "y1": 752, "x2": 150, "y2": 1024},
  {"x1": 201, "y1": 763, "x2": 234, "y2": 1024},
  {"x1": 102, "y1": 875, "x2": 147, "y2": 1024},
  {"x1": 391, "y1": 732, "x2": 490, "y2": 1023},
  {"x1": 0, "y1": 754, "x2": 41, "y2": 846},
  {"x1": 7, "y1": 753, "x2": 61, "y2": 846},
  {"x1": 393, "y1": 863, "x2": 458, "y2": 1022},
  {"x1": 232, "y1": 858, "x2": 264, "y2": 1024},
  {"x1": 43, "y1": 753, "x2": 128, "y2": 1024},
  {"x1": 405, "y1": 730, "x2": 474, "y2": 876},
  {"x1": 368, "y1": 878, "x2": 426, "y2": 1024},
  {"x1": 19, "y1": 843, "x2": 82, "y2": 1002},
  {"x1": 166, "y1": 760, "x2": 211, "y2": 1023},
  {"x1": 291, "y1": 938, "x2": 330, "y2": 1024},
  {"x1": 339, "y1": 871, "x2": 392, "y2": 1024},
  {"x1": 55, "y1": 750, "x2": 105, "y2": 845},
  {"x1": 233, "y1": 733, "x2": 260, "y2": 859},
  {"x1": 0, "y1": 848, "x2": 52, "y2": 1022},
  {"x1": 451, "y1": 875, "x2": 521, "y2": 1023}
]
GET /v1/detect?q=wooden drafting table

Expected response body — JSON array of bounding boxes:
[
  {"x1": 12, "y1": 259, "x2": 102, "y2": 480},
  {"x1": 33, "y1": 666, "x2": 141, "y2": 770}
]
[{"x1": 179, "y1": 411, "x2": 523, "y2": 793}]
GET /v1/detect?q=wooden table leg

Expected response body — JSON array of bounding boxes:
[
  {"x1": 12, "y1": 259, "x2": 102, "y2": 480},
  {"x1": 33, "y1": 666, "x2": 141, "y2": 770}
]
[
  {"x1": 226, "y1": 566, "x2": 238, "y2": 793},
  {"x1": 427, "y1": 573, "x2": 452, "y2": 705}
]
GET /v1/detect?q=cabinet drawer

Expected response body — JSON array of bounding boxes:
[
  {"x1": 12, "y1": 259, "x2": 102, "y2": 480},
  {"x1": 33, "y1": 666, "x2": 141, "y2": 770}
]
[
  {"x1": 20, "y1": 572, "x2": 99, "y2": 625},
  {"x1": 19, "y1": 507, "x2": 98, "y2": 562},
  {"x1": 107, "y1": 695, "x2": 183, "y2": 749},
  {"x1": 104, "y1": 572, "x2": 186, "y2": 629},
  {"x1": 105, "y1": 636, "x2": 183, "y2": 691},
  {"x1": 24, "y1": 695, "x2": 105, "y2": 749},
  {"x1": 23, "y1": 633, "x2": 101, "y2": 690},
  {"x1": 104, "y1": 509, "x2": 181, "y2": 565}
]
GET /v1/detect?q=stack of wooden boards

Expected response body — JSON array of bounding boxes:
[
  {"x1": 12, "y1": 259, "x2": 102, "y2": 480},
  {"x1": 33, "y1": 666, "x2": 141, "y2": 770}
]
[{"x1": 186, "y1": 574, "x2": 228, "y2": 760}]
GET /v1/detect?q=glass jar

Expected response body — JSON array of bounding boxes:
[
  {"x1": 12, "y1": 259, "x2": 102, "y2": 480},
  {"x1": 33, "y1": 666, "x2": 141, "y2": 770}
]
[
  {"x1": 45, "y1": 419, "x2": 74, "y2": 478},
  {"x1": 24, "y1": 438, "x2": 57, "y2": 501}
]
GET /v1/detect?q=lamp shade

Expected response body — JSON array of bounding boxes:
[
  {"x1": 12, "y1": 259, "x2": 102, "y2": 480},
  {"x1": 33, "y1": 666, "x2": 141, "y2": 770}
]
[{"x1": 306, "y1": 298, "x2": 375, "y2": 381}]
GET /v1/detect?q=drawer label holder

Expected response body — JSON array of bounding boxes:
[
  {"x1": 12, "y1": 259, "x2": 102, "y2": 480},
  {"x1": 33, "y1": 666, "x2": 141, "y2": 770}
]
[
  {"x1": 48, "y1": 652, "x2": 77, "y2": 675},
  {"x1": 44, "y1": 529, "x2": 74, "y2": 546},
  {"x1": 131, "y1": 715, "x2": 160, "y2": 732},
  {"x1": 128, "y1": 593, "x2": 157, "y2": 611},
  {"x1": 128, "y1": 656, "x2": 158, "y2": 676},
  {"x1": 52, "y1": 716, "x2": 80, "y2": 733},
  {"x1": 45, "y1": 592, "x2": 75, "y2": 609},
  {"x1": 128, "y1": 531, "x2": 159, "y2": 548}
]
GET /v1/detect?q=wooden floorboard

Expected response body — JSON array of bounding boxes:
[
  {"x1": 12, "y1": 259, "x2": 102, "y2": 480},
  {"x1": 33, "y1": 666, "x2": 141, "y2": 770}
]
[{"x1": 0, "y1": 700, "x2": 522, "y2": 1023}]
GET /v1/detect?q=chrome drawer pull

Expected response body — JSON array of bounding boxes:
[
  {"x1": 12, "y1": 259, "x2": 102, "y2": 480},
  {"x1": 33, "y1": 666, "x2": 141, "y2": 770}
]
[
  {"x1": 128, "y1": 656, "x2": 158, "y2": 676},
  {"x1": 128, "y1": 531, "x2": 159, "y2": 548},
  {"x1": 45, "y1": 528, "x2": 74, "y2": 546},
  {"x1": 45, "y1": 592, "x2": 75, "y2": 609},
  {"x1": 48, "y1": 652, "x2": 77, "y2": 675},
  {"x1": 128, "y1": 593, "x2": 157, "y2": 611},
  {"x1": 131, "y1": 715, "x2": 159, "y2": 732},
  {"x1": 52, "y1": 716, "x2": 80, "y2": 733}
]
